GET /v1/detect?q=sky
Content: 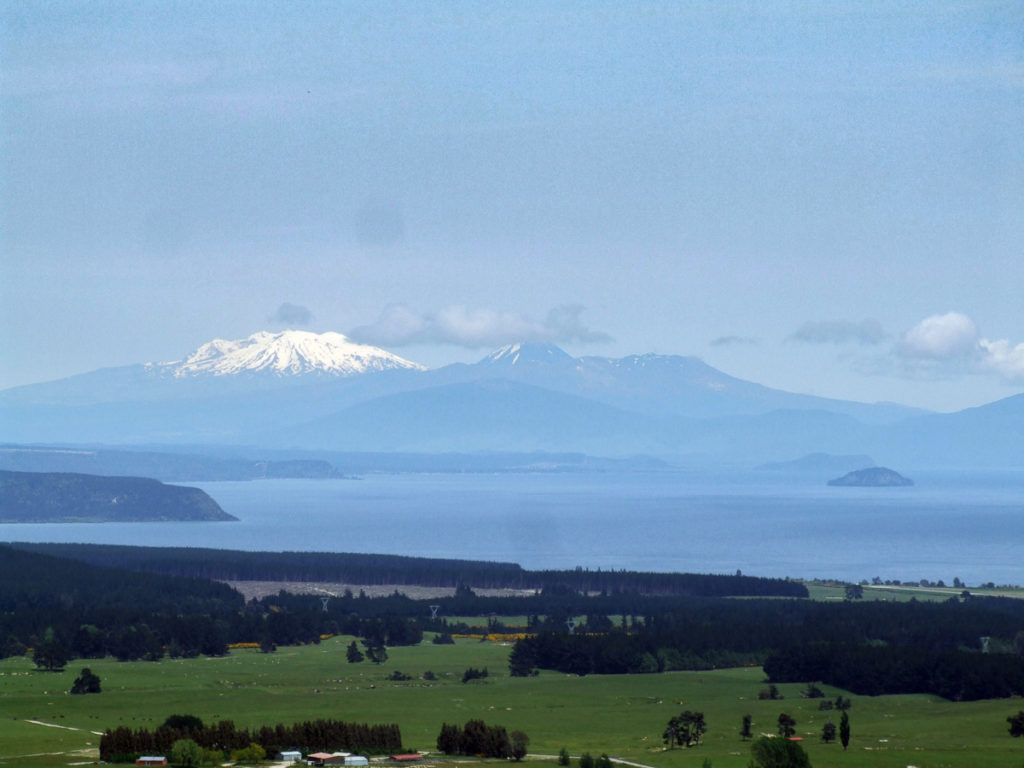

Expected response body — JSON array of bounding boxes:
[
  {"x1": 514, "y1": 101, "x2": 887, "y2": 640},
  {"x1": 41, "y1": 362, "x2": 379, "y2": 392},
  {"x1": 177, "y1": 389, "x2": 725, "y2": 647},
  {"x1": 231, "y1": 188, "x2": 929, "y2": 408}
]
[{"x1": 2, "y1": 1, "x2": 1022, "y2": 412}]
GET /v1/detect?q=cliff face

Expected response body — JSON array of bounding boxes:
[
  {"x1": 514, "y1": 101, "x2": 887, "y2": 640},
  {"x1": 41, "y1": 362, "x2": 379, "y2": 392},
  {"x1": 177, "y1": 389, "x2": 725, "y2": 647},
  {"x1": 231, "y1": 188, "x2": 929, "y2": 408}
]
[
  {"x1": 827, "y1": 467, "x2": 914, "y2": 487},
  {"x1": 0, "y1": 470, "x2": 236, "y2": 522}
]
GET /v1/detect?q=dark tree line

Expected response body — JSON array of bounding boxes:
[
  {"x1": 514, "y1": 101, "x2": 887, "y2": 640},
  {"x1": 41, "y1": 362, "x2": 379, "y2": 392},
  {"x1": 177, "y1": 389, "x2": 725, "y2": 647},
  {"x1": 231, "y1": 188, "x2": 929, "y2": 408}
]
[
  {"x1": 763, "y1": 643, "x2": 1024, "y2": 700},
  {"x1": 436, "y1": 720, "x2": 518, "y2": 758},
  {"x1": 100, "y1": 718, "x2": 402, "y2": 763},
  {"x1": 508, "y1": 596, "x2": 1024, "y2": 699},
  {"x1": 0, "y1": 546, "x2": 240, "y2": 662},
  {"x1": 9, "y1": 542, "x2": 806, "y2": 597}
]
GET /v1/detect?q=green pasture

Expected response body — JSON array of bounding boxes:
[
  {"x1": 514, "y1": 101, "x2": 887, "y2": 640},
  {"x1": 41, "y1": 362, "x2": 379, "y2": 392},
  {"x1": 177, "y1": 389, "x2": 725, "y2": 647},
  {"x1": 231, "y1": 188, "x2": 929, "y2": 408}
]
[
  {"x1": 802, "y1": 583, "x2": 1024, "y2": 603},
  {"x1": 2, "y1": 635, "x2": 1023, "y2": 768}
]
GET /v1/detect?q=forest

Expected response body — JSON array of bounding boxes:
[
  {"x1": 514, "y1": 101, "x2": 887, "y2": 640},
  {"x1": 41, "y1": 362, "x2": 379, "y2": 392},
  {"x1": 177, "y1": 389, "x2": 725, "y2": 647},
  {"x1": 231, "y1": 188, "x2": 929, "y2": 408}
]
[
  {"x1": 507, "y1": 597, "x2": 1024, "y2": 699},
  {"x1": 3, "y1": 543, "x2": 1024, "y2": 702},
  {"x1": 7, "y1": 542, "x2": 807, "y2": 596}
]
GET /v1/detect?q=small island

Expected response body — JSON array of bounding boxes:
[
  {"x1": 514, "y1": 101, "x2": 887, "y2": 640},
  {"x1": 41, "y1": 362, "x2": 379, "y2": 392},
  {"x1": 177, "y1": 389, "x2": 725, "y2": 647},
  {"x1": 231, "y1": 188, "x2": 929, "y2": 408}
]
[
  {"x1": 827, "y1": 466, "x2": 914, "y2": 487},
  {"x1": 0, "y1": 470, "x2": 236, "y2": 522}
]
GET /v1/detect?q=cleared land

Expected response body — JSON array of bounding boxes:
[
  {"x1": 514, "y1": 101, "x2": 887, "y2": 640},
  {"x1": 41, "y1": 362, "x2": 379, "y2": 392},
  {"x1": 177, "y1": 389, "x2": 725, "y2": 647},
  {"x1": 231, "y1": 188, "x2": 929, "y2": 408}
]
[{"x1": 2, "y1": 634, "x2": 1023, "y2": 768}]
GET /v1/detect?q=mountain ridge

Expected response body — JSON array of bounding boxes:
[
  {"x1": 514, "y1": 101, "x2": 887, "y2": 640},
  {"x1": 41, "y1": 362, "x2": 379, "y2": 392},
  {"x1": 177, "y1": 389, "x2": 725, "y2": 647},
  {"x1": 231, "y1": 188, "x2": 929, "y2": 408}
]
[{"x1": 2, "y1": 332, "x2": 1021, "y2": 469}]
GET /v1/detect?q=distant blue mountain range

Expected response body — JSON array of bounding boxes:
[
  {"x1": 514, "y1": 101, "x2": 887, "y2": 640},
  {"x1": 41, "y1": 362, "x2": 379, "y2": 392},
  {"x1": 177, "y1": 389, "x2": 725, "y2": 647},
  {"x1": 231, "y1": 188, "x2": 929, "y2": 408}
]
[{"x1": 1, "y1": 336, "x2": 1021, "y2": 470}]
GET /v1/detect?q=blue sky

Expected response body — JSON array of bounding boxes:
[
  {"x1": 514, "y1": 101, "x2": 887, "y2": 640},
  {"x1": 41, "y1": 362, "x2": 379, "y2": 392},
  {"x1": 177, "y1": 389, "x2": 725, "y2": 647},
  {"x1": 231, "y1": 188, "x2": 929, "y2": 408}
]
[{"x1": 2, "y1": 1, "x2": 1022, "y2": 411}]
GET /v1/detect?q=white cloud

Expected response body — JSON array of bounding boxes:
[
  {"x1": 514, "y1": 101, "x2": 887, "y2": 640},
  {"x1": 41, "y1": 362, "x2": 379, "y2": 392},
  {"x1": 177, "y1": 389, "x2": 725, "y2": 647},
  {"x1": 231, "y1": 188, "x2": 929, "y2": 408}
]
[
  {"x1": 979, "y1": 338, "x2": 1024, "y2": 383},
  {"x1": 897, "y1": 312, "x2": 980, "y2": 360},
  {"x1": 350, "y1": 304, "x2": 611, "y2": 349},
  {"x1": 890, "y1": 312, "x2": 1024, "y2": 384}
]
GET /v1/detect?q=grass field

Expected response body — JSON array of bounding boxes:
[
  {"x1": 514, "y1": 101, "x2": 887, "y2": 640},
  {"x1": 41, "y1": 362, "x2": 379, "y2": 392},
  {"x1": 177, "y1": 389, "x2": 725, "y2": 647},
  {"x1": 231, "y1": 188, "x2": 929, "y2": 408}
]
[
  {"x1": 2, "y1": 635, "x2": 1023, "y2": 768},
  {"x1": 802, "y1": 583, "x2": 1024, "y2": 603}
]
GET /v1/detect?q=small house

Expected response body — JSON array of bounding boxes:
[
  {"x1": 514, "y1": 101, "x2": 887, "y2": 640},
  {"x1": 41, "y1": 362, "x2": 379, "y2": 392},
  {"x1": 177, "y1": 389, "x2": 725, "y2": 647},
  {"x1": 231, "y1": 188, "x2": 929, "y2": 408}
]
[
  {"x1": 346, "y1": 757, "x2": 369, "y2": 766},
  {"x1": 276, "y1": 750, "x2": 303, "y2": 762},
  {"x1": 136, "y1": 758, "x2": 168, "y2": 767},
  {"x1": 307, "y1": 755, "x2": 335, "y2": 766}
]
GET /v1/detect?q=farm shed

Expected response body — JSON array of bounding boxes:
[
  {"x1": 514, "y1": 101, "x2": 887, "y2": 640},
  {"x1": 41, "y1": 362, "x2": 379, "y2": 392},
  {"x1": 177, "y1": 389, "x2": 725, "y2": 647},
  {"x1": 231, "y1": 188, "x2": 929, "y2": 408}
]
[
  {"x1": 276, "y1": 750, "x2": 303, "y2": 761},
  {"x1": 135, "y1": 758, "x2": 168, "y2": 767},
  {"x1": 308, "y1": 753, "x2": 351, "y2": 766}
]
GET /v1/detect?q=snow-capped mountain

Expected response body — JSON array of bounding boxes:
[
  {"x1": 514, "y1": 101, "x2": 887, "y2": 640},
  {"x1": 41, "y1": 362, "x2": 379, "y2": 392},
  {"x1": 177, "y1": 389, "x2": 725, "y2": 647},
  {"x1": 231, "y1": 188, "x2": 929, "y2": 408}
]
[
  {"x1": 12, "y1": 333, "x2": 1019, "y2": 470},
  {"x1": 149, "y1": 330, "x2": 424, "y2": 378},
  {"x1": 480, "y1": 342, "x2": 576, "y2": 368}
]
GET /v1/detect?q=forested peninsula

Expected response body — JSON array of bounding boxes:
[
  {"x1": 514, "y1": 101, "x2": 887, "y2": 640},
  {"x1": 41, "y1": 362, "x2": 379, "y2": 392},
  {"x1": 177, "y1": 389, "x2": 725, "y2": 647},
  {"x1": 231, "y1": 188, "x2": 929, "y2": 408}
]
[{"x1": 0, "y1": 470, "x2": 235, "y2": 522}]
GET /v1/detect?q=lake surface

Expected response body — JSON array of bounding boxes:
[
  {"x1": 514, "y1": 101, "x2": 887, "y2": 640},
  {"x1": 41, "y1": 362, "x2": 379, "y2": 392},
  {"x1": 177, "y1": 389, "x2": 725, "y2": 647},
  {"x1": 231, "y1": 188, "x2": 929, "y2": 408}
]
[{"x1": 2, "y1": 470, "x2": 1022, "y2": 584}]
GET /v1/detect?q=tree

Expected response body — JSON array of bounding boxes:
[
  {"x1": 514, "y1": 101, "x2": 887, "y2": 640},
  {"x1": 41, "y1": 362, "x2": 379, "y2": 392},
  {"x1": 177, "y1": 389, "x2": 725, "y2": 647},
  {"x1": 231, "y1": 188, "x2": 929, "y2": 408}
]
[
  {"x1": 579, "y1": 753, "x2": 594, "y2": 768},
  {"x1": 364, "y1": 643, "x2": 387, "y2": 665},
  {"x1": 1008, "y1": 710, "x2": 1024, "y2": 737},
  {"x1": 462, "y1": 666, "x2": 489, "y2": 683},
  {"x1": 70, "y1": 667, "x2": 101, "y2": 695},
  {"x1": 163, "y1": 714, "x2": 204, "y2": 733},
  {"x1": 346, "y1": 640, "x2": 364, "y2": 663},
  {"x1": 437, "y1": 723, "x2": 461, "y2": 754},
  {"x1": 777, "y1": 713, "x2": 796, "y2": 739},
  {"x1": 558, "y1": 747, "x2": 571, "y2": 766},
  {"x1": 839, "y1": 711, "x2": 850, "y2": 750},
  {"x1": 510, "y1": 730, "x2": 530, "y2": 761},
  {"x1": 509, "y1": 640, "x2": 537, "y2": 677},
  {"x1": 759, "y1": 684, "x2": 783, "y2": 700},
  {"x1": 170, "y1": 738, "x2": 203, "y2": 768},
  {"x1": 664, "y1": 711, "x2": 706, "y2": 748},
  {"x1": 820, "y1": 720, "x2": 836, "y2": 743},
  {"x1": 802, "y1": 683, "x2": 824, "y2": 698},
  {"x1": 844, "y1": 583, "x2": 863, "y2": 600},
  {"x1": 230, "y1": 743, "x2": 266, "y2": 764},
  {"x1": 1, "y1": 634, "x2": 27, "y2": 659},
  {"x1": 740, "y1": 714, "x2": 753, "y2": 740},
  {"x1": 748, "y1": 736, "x2": 811, "y2": 768},
  {"x1": 596, "y1": 755, "x2": 613, "y2": 768},
  {"x1": 32, "y1": 627, "x2": 67, "y2": 671}
]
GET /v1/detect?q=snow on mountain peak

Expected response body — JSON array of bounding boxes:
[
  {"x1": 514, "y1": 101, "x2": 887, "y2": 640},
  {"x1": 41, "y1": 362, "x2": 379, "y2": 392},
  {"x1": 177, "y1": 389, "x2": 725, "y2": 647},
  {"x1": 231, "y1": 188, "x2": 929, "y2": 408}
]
[
  {"x1": 155, "y1": 330, "x2": 424, "y2": 378},
  {"x1": 482, "y1": 342, "x2": 573, "y2": 366}
]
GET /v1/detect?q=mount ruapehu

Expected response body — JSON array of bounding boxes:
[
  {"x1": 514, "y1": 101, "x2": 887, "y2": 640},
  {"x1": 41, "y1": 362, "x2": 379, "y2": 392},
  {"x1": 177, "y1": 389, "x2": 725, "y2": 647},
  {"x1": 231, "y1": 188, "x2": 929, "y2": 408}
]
[{"x1": 1, "y1": 330, "x2": 1020, "y2": 470}]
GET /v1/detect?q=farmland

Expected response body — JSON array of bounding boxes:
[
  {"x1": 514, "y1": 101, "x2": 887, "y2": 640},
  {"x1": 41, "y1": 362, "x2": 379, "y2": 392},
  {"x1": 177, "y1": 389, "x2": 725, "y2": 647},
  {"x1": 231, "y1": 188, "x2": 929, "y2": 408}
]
[{"x1": 2, "y1": 633, "x2": 1023, "y2": 768}]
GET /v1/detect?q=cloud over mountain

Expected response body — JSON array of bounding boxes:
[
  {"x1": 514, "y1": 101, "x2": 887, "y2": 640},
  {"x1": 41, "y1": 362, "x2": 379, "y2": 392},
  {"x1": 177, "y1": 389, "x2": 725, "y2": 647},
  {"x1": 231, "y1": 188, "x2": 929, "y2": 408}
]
[
  {"x1": 269, "y1": 302, "x2": 314, "y2": 327},
  {"x1": 790, "y1": 319, "x2": 886, "y2": 345},
  {"x1": 897, "y1": 312, "x2": 979, "y2": 360},
  {"x1": 711, "y1": 335, "x2": 758, "y2": 347},
  {"x1": 892, "y1": 312, "x2": 1024, "y2": 383},
  {"x1": 349, "y1": 304, "x2": 611, "y2": 348}
]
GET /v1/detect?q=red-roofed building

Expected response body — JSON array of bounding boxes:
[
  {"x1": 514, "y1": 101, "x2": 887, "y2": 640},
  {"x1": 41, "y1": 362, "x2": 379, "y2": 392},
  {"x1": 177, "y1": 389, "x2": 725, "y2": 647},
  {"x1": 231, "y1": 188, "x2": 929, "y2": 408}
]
[{"x1": 136, "y1": 759, "x2": 168, "y2": 767}]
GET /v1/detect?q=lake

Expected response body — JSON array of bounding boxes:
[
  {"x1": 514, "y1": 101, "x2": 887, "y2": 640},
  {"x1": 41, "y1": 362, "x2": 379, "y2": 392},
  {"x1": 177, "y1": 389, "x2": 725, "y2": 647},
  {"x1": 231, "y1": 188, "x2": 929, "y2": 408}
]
[{"x1": 2, "y1": 470, "x2": 1022, "y2": 585}]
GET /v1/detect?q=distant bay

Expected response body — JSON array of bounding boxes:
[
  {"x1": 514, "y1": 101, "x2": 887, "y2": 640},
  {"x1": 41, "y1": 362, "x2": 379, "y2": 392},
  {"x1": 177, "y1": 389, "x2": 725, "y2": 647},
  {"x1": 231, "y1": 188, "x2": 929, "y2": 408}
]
[{"x1": 2, "y1": 470, "x2": 1021, "y2": 585}]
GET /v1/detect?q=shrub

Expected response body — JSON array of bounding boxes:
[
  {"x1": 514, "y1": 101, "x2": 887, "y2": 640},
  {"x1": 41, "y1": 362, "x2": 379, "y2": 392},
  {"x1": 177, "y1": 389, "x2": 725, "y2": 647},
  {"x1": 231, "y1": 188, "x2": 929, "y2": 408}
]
[
  {"x1": 170, "y1": 738, "x2": 202, "y2": 768},
  {"x1": 461, "y1": 666, "x2": 489, "y2": 683}
]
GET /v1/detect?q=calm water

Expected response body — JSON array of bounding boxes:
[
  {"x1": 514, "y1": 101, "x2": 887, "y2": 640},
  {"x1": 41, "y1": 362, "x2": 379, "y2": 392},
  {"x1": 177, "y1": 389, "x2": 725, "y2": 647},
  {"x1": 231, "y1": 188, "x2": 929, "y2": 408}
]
[{"x1": 2, "y1": 471, "x2": 1022, "y2": 584}]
